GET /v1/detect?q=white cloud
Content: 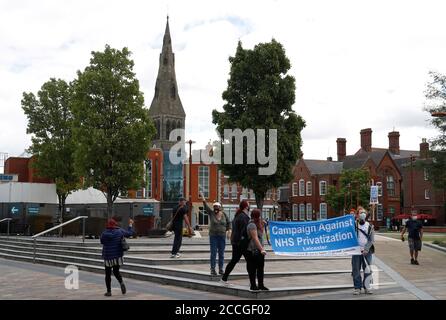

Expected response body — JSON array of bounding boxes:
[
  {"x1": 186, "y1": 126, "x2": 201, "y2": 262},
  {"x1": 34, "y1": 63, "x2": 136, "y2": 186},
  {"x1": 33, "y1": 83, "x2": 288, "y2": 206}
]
[{"x1": 0, "y1": 0, "x2": 445, "y2": 164}]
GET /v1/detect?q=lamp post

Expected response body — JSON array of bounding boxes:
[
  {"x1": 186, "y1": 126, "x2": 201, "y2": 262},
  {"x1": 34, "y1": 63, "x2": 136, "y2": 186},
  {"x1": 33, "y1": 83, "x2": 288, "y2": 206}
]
[
  {"x1": 186, "y1": 139, "x2": 195, "y2": 224},
  {"x1": 410, "y1": 154, "x2": 416, "y2": 214}
]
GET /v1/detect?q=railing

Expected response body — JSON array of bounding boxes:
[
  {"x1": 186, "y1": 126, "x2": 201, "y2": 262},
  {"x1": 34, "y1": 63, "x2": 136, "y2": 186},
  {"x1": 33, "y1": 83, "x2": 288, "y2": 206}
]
[
  {"x1": 0, "y1": 218, "x2": 13, "y2": 237},
  {"x1": 31, "y1": 216, "x2": 88, "y2": 263}
]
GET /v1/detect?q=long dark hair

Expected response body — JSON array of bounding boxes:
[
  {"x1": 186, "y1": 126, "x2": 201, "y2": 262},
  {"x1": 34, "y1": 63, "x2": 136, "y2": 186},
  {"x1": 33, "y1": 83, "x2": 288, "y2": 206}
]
[
  {"x1": 235, "y1": 199, "x2": 249, "y2": 216},
  {"x1": 250, "y1": 209, "x2": 263, "y2": 230}
]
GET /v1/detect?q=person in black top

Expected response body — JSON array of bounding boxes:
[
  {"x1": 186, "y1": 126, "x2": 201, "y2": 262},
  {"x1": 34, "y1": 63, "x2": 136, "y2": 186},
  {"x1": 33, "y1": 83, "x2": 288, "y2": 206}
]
[
  {"x1": 401, "y1": 212, "x2": 423, "y2": 265},
  {"x1": 170, "y1": 197, "x2": 193, "y2": 258},
  {"x1": 220, "y1": 199, "x2": 251, "y2": 285}
]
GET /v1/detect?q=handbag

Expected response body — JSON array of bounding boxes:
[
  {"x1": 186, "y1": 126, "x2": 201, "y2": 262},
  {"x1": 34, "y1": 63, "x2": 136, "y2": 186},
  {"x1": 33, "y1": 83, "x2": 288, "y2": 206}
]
[
  {"x1": 121, "y1": 237, "x2": 130, "y2": 251},
  {"x1": 166, "y1": 206, "x2": 183, "y2": 232}
]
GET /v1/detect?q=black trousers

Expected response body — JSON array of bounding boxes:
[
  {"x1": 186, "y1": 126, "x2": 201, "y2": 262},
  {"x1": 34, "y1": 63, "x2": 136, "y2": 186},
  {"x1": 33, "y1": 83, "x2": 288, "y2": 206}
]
[
  {"x1": 171, "y1": 226, "x2": 183, "y2": 255},
  {"x1": 245, "y1": 250, "x2": 265, "y2": 288},
  {"x1": 222, "y1": 244, "x2": 248, "y2": 281},
  {"x1": 105, "y1": 265, "x2": 123, "y2": 292}
]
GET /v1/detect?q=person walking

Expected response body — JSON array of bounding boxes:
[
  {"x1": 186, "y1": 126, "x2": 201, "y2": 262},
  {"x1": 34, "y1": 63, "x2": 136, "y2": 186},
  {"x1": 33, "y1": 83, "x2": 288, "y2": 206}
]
[
  {"x1": 200, "y1": 192, "x2": 231, "y2": 276},
  {"x1": 246, "y1": 209, "x2": 268, "y2": 291},
  {"x1": 220, "y1": 200, "x2": 250, "y2": 285},
  {"x1": 351, "y1": 207, "x2": 375, "y2": 295},
  {"x1": 170, "y1": 197, "x2": 193, "y2": 258},
  {"x1": 100, "y1": 218, "x2": 135, "y2": 297},
  {"x1": 401, "y1": 212, "x2": 423, "y2": 265}
]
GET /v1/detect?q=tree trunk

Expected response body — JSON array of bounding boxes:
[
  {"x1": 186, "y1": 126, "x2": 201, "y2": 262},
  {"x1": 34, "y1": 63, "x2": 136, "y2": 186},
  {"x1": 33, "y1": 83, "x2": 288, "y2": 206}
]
[
  {"x1": 255, "y1": 191, "x2": 265, "y2": 211},
  {"x1": 57, "y1": 193, "x2": 66, "y2": 237},
  {"x1": 107, "y1": 189, "x2": 113, "y2": 220}
]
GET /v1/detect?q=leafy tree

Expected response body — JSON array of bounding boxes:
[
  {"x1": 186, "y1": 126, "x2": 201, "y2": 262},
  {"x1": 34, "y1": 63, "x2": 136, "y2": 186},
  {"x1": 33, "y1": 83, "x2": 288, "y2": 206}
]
[
  {"x1": 212, "y1": 40, "x2": 305, "y2": 210},
  {"x1": 419, "y1": 71, "x2": 446, "y2": 193},
  {"x1": 326, "y1": 168, "x2": 371, "y2": 214},
  {"x1": 22, "y1": 79, "x2": 79, "y2": 233},
  {"x1": 72, "y1": 45, "x2": 155, "y2": 218}
]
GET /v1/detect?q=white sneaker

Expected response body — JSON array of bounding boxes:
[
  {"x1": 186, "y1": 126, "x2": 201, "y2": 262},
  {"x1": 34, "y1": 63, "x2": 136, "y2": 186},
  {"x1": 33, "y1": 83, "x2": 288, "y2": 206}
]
[
  {"x1": 175, "y1": 253, "x2": 181, "y2": 258},
  {"x1": 353, "y1": 289, "x2": 361, "y2": 295},
  {"x1": 170, "y1": 254, "x2": 176, "y2": 258},
  {"x1": 364, "y1": 288, "x2": 373, "y2": 294},
  {"x1": 220, "y1": 279, "x2": 231, "y2": 286}
]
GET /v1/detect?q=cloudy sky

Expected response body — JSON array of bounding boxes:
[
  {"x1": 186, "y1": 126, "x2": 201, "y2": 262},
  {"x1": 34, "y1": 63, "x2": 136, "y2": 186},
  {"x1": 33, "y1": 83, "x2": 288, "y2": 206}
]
[{"x1": 1, "y1": 0, "x2": 445, "y2": 166}]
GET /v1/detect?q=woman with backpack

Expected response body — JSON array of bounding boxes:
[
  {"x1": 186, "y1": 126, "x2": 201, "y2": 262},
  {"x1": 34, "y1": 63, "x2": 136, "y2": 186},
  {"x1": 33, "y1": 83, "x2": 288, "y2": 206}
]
[
  {"x1": 246, "y1": 209, "x2": 269, "y2": 291},
  {"x1": 200, "y1": 192, "x2": 231, "y2": 276},
  {"x1": 100, "y1": 217, "x2": 134, "y2": 297}
]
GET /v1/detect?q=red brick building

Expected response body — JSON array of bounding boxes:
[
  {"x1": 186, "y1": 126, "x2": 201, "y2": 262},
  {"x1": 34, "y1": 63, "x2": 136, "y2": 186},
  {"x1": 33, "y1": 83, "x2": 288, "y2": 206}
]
[
  {"x1": 4, "y1": 155, "x2": 52, "y2": 184},
  {"x1": 289, "y1": 128, "x2": 444, "y2": 225}
]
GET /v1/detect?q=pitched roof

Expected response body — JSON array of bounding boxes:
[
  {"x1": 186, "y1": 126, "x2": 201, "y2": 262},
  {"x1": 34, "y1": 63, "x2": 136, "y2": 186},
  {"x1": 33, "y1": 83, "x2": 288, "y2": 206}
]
[
  {"x1": 343, "y1": 150, "x2": 387, "y2": 170},
  {"x1": 303, "y1": 159, "x2": 343, "y2": 175}
]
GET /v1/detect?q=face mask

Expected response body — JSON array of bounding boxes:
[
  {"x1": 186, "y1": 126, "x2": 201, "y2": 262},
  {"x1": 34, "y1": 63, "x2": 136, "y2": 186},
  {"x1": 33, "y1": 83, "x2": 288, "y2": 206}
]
[{"x1": 359, "y1": 212, "x2": 367, "y2": 221}]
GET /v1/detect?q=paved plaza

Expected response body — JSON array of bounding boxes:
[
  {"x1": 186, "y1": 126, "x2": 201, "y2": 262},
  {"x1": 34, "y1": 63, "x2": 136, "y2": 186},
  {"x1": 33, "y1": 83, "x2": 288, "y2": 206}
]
[{"x1": 0, "y1": 233, "x2": 445, "y2": 300}]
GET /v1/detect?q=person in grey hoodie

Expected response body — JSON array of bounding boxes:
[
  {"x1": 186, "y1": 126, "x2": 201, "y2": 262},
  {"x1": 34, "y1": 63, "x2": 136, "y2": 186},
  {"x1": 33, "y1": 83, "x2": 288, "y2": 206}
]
[
  {"x1": 351, "y1": 206, "x2": 375, "y2": 295},
  {"x1": 200, "y1": 192, "x2": 231, "y2": 276}
]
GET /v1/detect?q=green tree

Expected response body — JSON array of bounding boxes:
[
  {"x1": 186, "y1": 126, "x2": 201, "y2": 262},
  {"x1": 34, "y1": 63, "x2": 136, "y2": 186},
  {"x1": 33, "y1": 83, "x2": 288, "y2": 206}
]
[
  {"x1": 420, "y1": 71, "x2": 446, "y2": 193},
  {"x1": 72, "y1": 45, "x2": 155, "y2": 218},
  {"x1": 212, "y1": 40, "x2": 305, "y2": 210},
  {"x1": 326, "y1": 168, "x2": 371, "y2": 214},
  {"x1": 22, "y1": 78, "x2": 79, "y2": 233}
]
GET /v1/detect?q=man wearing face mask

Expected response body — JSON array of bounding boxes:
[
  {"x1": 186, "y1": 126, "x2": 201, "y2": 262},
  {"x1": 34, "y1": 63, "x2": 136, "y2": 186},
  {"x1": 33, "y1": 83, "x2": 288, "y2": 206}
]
[
  {"x1": 351, "y1": 206, "x2": 375, "y2": 295},
  {"x1": 401, "y1": 212, "x2": 423, "y2": 265}
]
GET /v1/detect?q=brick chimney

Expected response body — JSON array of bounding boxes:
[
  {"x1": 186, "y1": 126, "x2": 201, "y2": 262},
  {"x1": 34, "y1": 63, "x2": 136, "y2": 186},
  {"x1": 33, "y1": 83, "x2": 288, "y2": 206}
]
[
  {"x1": 360, "y1": 128, "x2": 372, "y2": 152},
  {"x1": 420, "y1": 138, "x2": 429, "y2": 159},
  {"x1": 336, "y1": 138, "x2": 346, "y2": 161},
  {"x1": 388, "y1": 131, "x2": 400, "y2": 155}
]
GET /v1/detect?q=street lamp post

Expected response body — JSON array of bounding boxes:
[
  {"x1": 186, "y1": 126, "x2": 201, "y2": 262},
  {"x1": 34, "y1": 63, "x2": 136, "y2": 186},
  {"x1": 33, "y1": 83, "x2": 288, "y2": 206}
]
[
  {"x1": 186, "y1": 139, "x2": 195, "y2": 224},
  {"x1": 410, "y1": 154, "x2": 416, "y2": 214}
]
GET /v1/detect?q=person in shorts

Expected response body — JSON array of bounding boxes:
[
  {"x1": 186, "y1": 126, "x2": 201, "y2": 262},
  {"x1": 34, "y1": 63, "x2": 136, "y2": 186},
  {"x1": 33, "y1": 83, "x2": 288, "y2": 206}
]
[{"x1": 401, "y1": 212, "x2": 423, "y2": 265}]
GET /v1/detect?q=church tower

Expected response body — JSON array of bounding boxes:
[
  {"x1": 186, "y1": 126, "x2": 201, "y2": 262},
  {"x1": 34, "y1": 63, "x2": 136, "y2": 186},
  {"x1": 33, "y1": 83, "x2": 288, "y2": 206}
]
[
  {"x1": 148, "y1": 17, "x2": 185, "y2": 204},
  {"x1": 149, "y1": 16, "x2": 186, "y2": 151}
]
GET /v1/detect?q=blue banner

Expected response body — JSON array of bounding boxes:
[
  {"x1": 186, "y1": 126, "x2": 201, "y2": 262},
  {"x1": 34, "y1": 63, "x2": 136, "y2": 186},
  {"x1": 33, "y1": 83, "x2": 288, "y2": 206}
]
[{"x1": 269, "y1": 215, "x2": 361, "y2": 256}]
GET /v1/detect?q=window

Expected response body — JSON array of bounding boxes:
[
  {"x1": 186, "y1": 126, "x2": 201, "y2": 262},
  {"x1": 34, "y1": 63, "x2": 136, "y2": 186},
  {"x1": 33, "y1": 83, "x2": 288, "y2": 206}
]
[
  {"x1": 377, "y1": 182, "x2": 383, "y2": 197},
  {"x1": 292, "y1": 204, "x2": 298, "y2": 220},
  {"x1": 136, "y1": 189, "x2": 144, "y2": 198},
  {"x1": 292, "y1": 183, "x2": 298, "y2": 196},
  {"x1": 198, "y1": 166, "x2": 209, "y2": 199},
  {"x1": 387, "y1": 206, "x2": 395, "y2": 221},
  {"x1": 299, "y1": 179, "x2": 305, "y2": 196},
  {"x1": 198, "y1": 206, "x2": 209, "y2": 225},
  {"x1": 223, "y1": 184, "x2": 229, "y2": 199},
  {"x1": 306, "y1": 182, "x2": 312, "y2": 196},
  {"x1": 266, "y1": 190, "x2": 271, "y2": 200},
  {"x1": 249, "y1": 189, "x2": 255, "y2": 200},
  {"x1": 320, "y1": 203, "x2": 327, "y2": 220},
  {"x1": 145, "y1": 159, "x2": 152, "y2": 198},
  {"x1": 231, "y1": 183, "x2": 238, "y2": 199},
  {"x1": 377, "y1": 204, "x2": 383, "y2": 221},
  {"x1": 299, "y1": 204, "x2": 305, "y2": 220},
  {"x1": 319, "y1": 181, "x2": 327, "y2": 196},
  {"x1": 386, "y1": 176, "x2": 395, "y2": 197},
  {"x1": 277, "y1": 189, "x2": 281, "y2": 201},
  {"x1": 306, "y1": 203, "x2": 312, "y2": 220},
  {"x1": 241, "y1": 187, "x2": 248, "y2": 200},
  {"x1": 425, "y1": 189, "x2": 430, "y2": 200},
  {"x1": 424, "y1": 168, "x2": 429, "y2": 181}
]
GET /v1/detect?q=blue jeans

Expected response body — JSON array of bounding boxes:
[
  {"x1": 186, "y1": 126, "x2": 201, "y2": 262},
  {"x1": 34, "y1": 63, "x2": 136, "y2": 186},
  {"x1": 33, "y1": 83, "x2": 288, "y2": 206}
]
[
  {"x1": 210, "y1": 235, "x2": 226, "y2": 271},
  {"x1": 351, "y1": 253, "x2": 373, "y2": 289}
]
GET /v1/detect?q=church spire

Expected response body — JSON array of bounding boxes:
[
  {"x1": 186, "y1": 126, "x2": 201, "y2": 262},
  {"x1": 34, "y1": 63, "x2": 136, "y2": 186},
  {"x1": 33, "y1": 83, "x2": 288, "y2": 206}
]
[{"x1": 149, "y1": 17, "x2": 185, "y2": 150}]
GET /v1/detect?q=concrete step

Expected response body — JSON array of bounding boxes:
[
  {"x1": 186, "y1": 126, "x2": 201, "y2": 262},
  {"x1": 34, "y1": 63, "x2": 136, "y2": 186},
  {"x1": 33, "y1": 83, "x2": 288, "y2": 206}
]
[{"x1": 0, "y1": 251, "x2": 393, "y2": 299}]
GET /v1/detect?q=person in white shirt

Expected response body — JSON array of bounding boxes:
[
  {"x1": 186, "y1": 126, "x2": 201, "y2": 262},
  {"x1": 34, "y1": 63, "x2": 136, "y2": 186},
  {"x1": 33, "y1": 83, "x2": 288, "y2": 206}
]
[{"x1": 351, "y1": 206, "x2": 375, "y2": 295}]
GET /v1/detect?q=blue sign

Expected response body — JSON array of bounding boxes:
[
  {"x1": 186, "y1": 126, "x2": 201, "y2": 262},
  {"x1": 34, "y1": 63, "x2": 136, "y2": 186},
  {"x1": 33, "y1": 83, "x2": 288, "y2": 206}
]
[
  {"x1": 269, "y1": 215, "x2": 361, "y2": 256},
  {"x1": 0, "y1": 174, "x2": 14, "y2": 181},
  {"x1": 27, "y1": 204, "x2": 40, "y2": 215},
  {"x1": 143, "y1": 204, "x2": 155, "y2": 216},
  {"x1": 370, "y1": 186, "x2": 379, "y2": 204},
  {"x1": 9, "y1": 203, "x2": 22, "y2": 215}
]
